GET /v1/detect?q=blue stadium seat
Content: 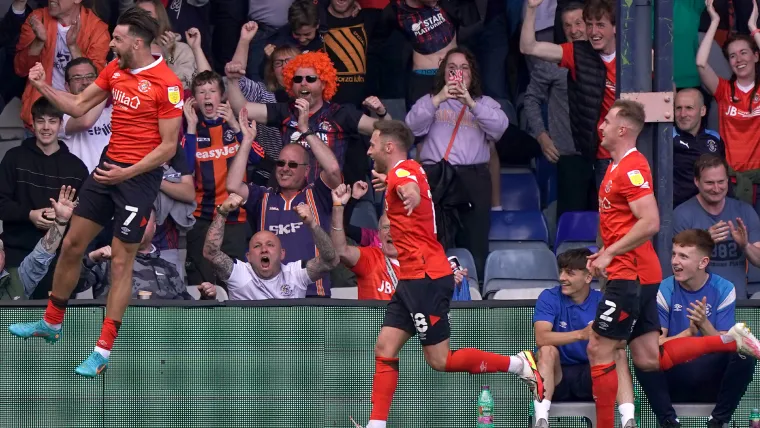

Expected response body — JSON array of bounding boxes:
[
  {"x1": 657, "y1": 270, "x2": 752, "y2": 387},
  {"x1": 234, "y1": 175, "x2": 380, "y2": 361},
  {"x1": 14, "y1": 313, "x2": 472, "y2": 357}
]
[
  {"x1": 489, "y1": 211, "x2": 549, "y2": 251},
  {"x1": 534, "y1": 156, "x2": 558, "y2": 207},
  {"x1": 483, "y1": 246, "x2": 559, "y2": 298},
  {"x1": 555, "y1": 212, "x2": 599, "y2": 254},
  {"x1": 446, "y1": 248, "x2": 478, "y2": 284},
  {"x1": 499, "y1": 173, "x2": 541, "y2": 211}
]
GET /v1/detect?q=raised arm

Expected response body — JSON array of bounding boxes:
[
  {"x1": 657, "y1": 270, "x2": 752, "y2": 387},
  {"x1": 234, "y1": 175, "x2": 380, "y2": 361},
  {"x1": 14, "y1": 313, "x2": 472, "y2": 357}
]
[
  {"x1": 202, "y1": 194, "x2": 244, "y2": 281},
  {"x1": 696, "y1": 0, "x2": 721, "y2": 95},
  {"x1": 294, "y1": 204, "x2": 339, "y2": 281},
  {"x1": 520, "y1": 0, "x2": 563, "y2": 63},
  {"x1": 28, "y1": 62, "x2": 108, "y2": 117},
  {"x1": 185, "y1": 28, "x2": 211, "y2": 72},
  {"x1": 293, "y1": 98, "x2": 342, "y2": 188},
  {"x1": 63, "y1": 99, "x2": 108, "y2": 134},
  {"x1": 357, "y1": 96, "x2": 392, "y2": 135},
  {"x1": 230, "y1": 21, "x2": 258, "y2": 72},
  {"x1": 226, "y1": 107, "x2": 256, "y2": 200},
  {"x1": 225, "y1": 60, "x2": 268, "y2": 122},
  {"x1": 330, "y1": 184, "x2": 361, "y2": 267}
]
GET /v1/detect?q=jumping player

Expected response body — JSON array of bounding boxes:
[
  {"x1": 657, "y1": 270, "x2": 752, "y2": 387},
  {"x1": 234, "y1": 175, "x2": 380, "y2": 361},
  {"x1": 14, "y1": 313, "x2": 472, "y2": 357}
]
[
  {"x1": 586, "y1": 99, "x2": 760, "y2": 428},
  {"x1": 354, "y1": 120, "x2": 544, "y2": 428},
  {"x1": 8, "y1": 7, "x2": 184, "y2": 377}
]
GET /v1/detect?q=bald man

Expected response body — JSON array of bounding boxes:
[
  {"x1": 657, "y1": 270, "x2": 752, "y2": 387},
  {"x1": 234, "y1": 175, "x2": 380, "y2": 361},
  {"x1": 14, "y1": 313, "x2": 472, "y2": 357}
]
[{"x1": 674, "y1": 88, "x2": 725, "y2": 207}]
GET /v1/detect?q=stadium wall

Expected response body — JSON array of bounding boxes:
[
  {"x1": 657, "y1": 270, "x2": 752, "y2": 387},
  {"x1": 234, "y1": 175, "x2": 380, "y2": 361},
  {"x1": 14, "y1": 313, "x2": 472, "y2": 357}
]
[{"x1": 2, "y1": 299, "x2": 759, "y2": 428}]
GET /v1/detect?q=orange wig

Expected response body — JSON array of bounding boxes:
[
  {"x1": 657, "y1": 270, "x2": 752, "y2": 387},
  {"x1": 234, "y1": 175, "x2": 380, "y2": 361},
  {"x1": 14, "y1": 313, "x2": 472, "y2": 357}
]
[{"x1": 282, "y1": 51, "x2": 339, "y2": 102}]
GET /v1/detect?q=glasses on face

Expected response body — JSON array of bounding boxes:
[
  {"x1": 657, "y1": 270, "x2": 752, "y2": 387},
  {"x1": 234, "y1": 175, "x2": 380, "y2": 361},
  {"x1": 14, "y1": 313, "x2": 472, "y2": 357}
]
[
  {"x1": 276, "y1": 160, "x2": 309, "y2": 169},
  {"x1": 292, "y1": 75, "x2": 318, "y2": 84},
  {"x1": 273, "y1": 58, "x2": 294, "y2": 68},
  {"x1": 68, "y1": 73, "x2": 97, "y2": 84}
]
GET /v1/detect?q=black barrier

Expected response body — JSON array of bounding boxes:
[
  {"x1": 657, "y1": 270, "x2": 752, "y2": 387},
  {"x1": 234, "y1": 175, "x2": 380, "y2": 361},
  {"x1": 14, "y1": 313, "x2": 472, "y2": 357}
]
[{"x1": 1, "y1": 299, "x2": 760, "y2": 427}]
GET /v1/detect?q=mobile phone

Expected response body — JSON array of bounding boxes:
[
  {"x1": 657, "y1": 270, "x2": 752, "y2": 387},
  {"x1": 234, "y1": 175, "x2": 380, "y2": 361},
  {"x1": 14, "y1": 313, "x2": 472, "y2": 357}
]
[
  {"x1": 448, "y1": 69, "x2": 463, "y2": 83},
  {"x1": 448, "y1": 255, "x2": 463, "y2": 273}
]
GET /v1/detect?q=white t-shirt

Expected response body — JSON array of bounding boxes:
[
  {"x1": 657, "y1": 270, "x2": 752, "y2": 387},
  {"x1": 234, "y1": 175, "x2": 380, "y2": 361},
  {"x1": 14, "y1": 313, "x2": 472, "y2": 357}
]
[
  {"x1": 226, "y1": 259, "x2": 312, "y2": 300},
  {"x1": 60, "y1": 105, "x2": 113, "y2": 173},
  {"x1": 53, "y1": 23, "x2": 72, "y2": 90}
]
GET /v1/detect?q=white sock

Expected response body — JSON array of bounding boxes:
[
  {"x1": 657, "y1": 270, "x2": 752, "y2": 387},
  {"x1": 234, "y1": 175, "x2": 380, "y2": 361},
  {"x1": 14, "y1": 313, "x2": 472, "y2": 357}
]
[
  {"x1": 94, "y1": 346, "x2": 110, "y2": 359},
  {"x1": 534, "y1": 399, "x2": 551, "y2": 421},
  {"x1": 366, "y1": 421, "x2": 387, "y2": 428},
  {"x1": 43, "y1": 320, "x2": 61, "y2": 330},
  {"x1": 619, "y1": 402, "x2": 635, "y2": 426},
  {"x1": 720, "y1": 334, "x2": 735, "y2": 343},
  {"x1": 508, "y1": 355, "x2": 524, "y2": 374}
]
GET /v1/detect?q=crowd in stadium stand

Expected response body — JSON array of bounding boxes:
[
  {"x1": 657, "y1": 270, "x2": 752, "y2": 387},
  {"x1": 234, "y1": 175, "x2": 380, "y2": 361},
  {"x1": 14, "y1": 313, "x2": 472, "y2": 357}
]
[{"x1": 0, "y1": 0, "x2": 759, "y2": 424}]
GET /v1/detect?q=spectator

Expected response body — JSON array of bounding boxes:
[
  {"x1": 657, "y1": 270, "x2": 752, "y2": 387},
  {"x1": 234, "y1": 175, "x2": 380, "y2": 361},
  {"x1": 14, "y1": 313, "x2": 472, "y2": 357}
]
[
  {"x1": 226, "y1": 103, "x2": 340, "y2": 297},
  {"x1": 182, "y1": 70, "x2": 264, "y2": 286},
  {"x1": 188, "y1": 23, "x2": 290, "y2": 185},
  {"x1": 379, "y1": 0, "x2": 481, "y2": 110},
  {"x1": 74, "y1": 209, "x2": 192, "y2": 300},
  {"x1": 226, "y1": 51, "x2": 390, "y2": 184},
  {"x1": 521, "y1": 0, "x2": 617, "y2": 192},
  {"x1": 674, "y1": 154, "x2": 760, "y2": 299},
  {"x1": 245, "y1": 0, "x2": 295, "y2": 82},
  {"x1": 59, "y1": 57, "x2": 112, "y2": 173},
  {"x1": 209, "y1": 0, "x2": 245, "y2": 72},
  {"x1": 697, "y1": 3, "x2": 760, "y2": 208},
  {"x1": 0, "y1": 186, "x2": 77, "y2": 300},
  {"x1": 324, "y1": 0, "x2": 378, "y2": 107},
  {"x1": 405, "y1": 47, "x2": 507, "y2": 279},
  {"x1": 523, "y1": 2, "x2": 593, "y2": 219},
  {"x1": 136, "y1": 0, "x2": 196, "y2": 89},
  {"x1": 462, "y1": 0, "x2": 511, "y2": 102},
  {"x1": 268, "y1": 0, "x2": 325, "y2": 55},
  {"x1": 533, "y1": 248, "x2": 636, "y2": 428},
  {"x1": 330, "y1": 182, "x2": 398, "y2": 300},
  {"x1": 152, "y1": 141, "x2": 196, "y2": 282},
  {"x1": 15, "y1": 0, "x2": 110, "y2": 130},
  {"x1": 637, "y1": 229, "x2": 755, "y2": 428},
  {"x1": 0, "y1": 98, "x2": 89, "y2": 298},
  {"x1": 202, "y1": 193, "x2": 339, "y2": 300},
  {"x1": 673, "y1": 88, "x2": 725, "y2": 207},
  {"x1": 0, "y1": 0, "x2": 33, "y2": 113}
]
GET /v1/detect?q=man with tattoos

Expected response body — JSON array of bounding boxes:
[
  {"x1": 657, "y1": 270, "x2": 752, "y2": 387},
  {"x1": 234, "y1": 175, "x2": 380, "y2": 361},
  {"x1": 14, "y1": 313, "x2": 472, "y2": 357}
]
[
  {"x1": 203, "y1": 193, "x2": 339, "y2": 300},
  {"x1": 0, "y1": 186, "x2": 78, "y2": 300}
]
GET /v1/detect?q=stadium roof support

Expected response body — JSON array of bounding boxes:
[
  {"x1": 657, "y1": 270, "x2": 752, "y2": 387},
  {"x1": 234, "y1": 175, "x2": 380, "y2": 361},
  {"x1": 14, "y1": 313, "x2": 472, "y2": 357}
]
[{"x1": 617, "y1": 0, "x2": 674, "y2": 275}]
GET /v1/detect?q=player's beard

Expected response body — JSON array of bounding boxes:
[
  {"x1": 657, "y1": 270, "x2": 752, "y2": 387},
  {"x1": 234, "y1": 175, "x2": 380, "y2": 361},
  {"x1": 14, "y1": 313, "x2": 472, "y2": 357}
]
[{"x1": 116, "y1": 49, "x2": 134, "y2": 69}]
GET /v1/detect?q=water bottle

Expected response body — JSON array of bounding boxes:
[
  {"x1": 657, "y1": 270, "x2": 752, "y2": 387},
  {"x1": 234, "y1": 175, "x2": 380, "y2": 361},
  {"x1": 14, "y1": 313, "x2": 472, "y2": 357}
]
[
  {"x1": 477, "y1": 385, "x2": 494, "y2": 428},
  {"x1": 749, "y1": 408, "x2": 760, "y2": 427}
]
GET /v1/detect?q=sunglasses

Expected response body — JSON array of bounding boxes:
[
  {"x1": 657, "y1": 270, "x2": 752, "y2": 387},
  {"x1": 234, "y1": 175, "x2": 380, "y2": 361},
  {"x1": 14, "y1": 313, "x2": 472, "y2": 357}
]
[
  {"x1": 276, "y1": 160, "x2": 309, "y2": 169},
  {"x1": 292, "y1": 75, "x2": 318, "y2": 84}
]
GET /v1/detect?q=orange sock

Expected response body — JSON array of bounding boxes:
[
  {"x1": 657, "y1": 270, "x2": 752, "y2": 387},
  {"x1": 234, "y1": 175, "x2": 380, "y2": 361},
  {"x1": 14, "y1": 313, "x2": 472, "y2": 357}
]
[
  {"x1": 95, "y1": 318, "x2": 122, "y2": 352},
  {"x1": 369, "y1": 356, "x2": 399, "y2": 421},
  {"x1": 591, "y1": 362, "x2": 617, "y2": 428},
  {"x1": 43, "y1": 295, "x2": 68, "y2": 325},
  {"x1": 444, "y1": 348, "x2": 512, "y2": 374},
  {"x1": 659, "y1": 335, "x2": 737, "y2": 371}
]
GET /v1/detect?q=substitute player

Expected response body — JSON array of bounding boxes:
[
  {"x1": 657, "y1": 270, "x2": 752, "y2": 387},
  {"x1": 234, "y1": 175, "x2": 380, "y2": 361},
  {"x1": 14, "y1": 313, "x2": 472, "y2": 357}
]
[
  {"x1": 586, "y1": 100, "x2": 760, "y2": 428},
  {"x1": 353, "y1": 120, "x2": 544, "y2": 428},
  {"x1": 8, "y1": 8, "x2": 184, "y2": 378}
]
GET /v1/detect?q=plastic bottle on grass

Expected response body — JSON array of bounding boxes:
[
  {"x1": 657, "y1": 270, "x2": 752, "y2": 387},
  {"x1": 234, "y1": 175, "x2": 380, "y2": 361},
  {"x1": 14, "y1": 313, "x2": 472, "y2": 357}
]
[{"x1": 477, "y1": 385, "x2": 494, "y2": 428}]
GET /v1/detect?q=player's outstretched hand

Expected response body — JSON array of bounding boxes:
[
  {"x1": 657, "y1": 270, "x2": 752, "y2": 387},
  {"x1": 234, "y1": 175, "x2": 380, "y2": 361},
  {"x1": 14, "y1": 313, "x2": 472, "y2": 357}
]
[
  {"x1": 50, "y1": 185, "x2": 77, "y2": 223},
  {"x1": 293, "y1": 204, "x2": 315, "y2": 227},
  {"x1": 371, "y1": 170, "x2": 387, "y2": 192},
  {"x1": 352, "y1": 181, "x2": 369, "y2": 200},
  {"x1": 94, "y1": 162, "x2": 132, "y2": 185},
  {"x1": 28, "y1": 62, "x2": 46, "y2": 88},
  {"x1": 294, "y1": 98, "x2": 310, "y2": 133},
  {"x1": 225, "y1": 61, "x2": 246, "y2": 80},
  {"x1": 332, "y1": 183, "x2": 352, "y2": 206},
  {"x1": 199, "y1": 282, "x2": 217, "y2": 299},
  {"x1": 220, "y1": 193, "x2": 244, "y2": 214},
  {"x1": 238, "y1": 107, "x2": 257, "y2": 143}
]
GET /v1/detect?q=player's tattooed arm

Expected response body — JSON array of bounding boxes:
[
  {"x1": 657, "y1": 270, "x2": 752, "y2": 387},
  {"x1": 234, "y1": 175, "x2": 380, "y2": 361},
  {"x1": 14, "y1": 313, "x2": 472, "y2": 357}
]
[
  {"x1": 203, "y1": 212, "x2": 234, "y2": 281},
  {"x1": 306, "y1": 224, "x2": 339, "y2": 281}
]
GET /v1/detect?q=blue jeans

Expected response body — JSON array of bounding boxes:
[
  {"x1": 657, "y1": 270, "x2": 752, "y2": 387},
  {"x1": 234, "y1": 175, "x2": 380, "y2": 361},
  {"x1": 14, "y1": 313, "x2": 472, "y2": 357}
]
[{"x1": 636, "y1": 352, "x2": 756, "y2": 424}]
